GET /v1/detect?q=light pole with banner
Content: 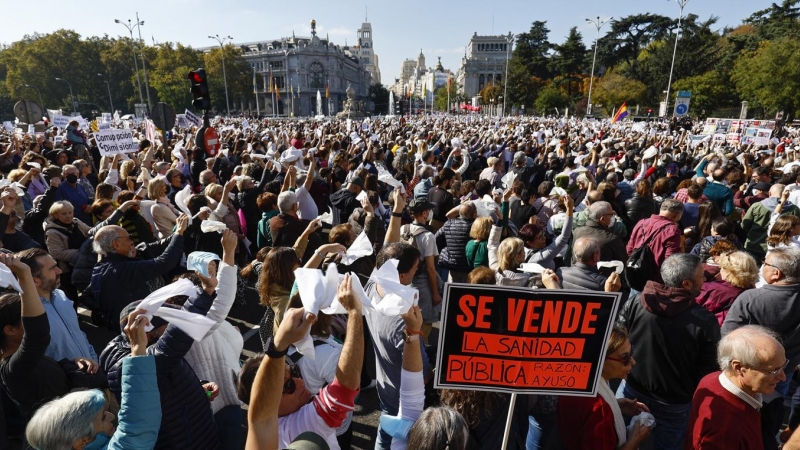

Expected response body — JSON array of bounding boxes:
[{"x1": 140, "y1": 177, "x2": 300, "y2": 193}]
[
  {"x1": 97, "y1": 73, "x2": 114, "y2": 113},
  {"x1": 585, "y1": 16, "x2": 612, "y2": 116},
  {"x1": 54, "y1": 77, "x2": 76, "y2": 113},
  {"x1": 664, "y1": 0, "x2": 689, "y2": 117},
  {"x1": 209, "y1": 34, "x2": 233, "y2": 116},
  {"x1": 114, "y1": 18, "x2": 145, "y2": 108}
]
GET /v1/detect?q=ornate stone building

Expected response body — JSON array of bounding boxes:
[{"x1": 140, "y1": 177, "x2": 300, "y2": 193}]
[
  {"x1": 456, "y1": 32, "x2": 514, "y2": 99},
  {"x1": 236, "y1": 20, "x2": 373, "y2": 116}
]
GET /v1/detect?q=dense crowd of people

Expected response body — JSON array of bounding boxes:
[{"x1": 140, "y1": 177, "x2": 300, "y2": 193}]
[{"x1": 1, "y1": 112, "x2": 800, "y2": 449}]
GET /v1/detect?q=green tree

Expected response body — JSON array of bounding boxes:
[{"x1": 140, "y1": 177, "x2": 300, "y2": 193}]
[
  {"x1": 732, "y1": 37, "x2": 800, "y2": 117},
  {"x1": 369, "y1": 83, "x2": 390, "y2": 114},
  {"x1": 203, "y1": 45, "x2": 251, "y2": 113},
  {"x1": 597, "y1": 13, "x2": 674, "y2": 78},
  {"x1": 534, "y1": 83, "x2": 568, "y2": 115},
  {"x1": 433, "y1": 82, "x2": 458, "y2": 112},
  {"x1": 505, "y1": 57, "x2": 545, "y2": 113},
  {"x1": 672, "y1": 70, "x2": 736, "y2": 115},
  {"x1": 148, "y1": 42, "x2": 202, "y2": 111},
  {"x1": 550, "y1": 27, "x2": 587, "y2": 97},
  {"x1": 592, "y1": 70, "x2": 647, "y2": 114},
  {"x1": 514, "y1": 21, "x2": 553, "y2": 79}
]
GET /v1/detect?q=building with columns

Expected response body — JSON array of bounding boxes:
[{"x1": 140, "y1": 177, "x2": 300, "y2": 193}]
[
  {"x1": 456, "y1": 32, "x2": 514, "y2": 99},
  {"x1": 234, "y1": 20, "x2": 374, "y2": 116}
]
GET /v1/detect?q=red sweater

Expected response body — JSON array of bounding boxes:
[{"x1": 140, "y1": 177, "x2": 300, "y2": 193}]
[
  {"x1": 685, "y1": 372, "x2": 763, "y2": 450},
  {"x1": 626, "y1": 214, "x2": 681, "y2": 268},
  {"x1": 557, "y1": 394, "x2": 618, "y2": 450}
]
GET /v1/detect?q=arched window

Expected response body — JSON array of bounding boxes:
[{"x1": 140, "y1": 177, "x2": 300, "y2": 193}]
[{"x1": 309, "y1": 62, "x2": 325, "y2": 89}]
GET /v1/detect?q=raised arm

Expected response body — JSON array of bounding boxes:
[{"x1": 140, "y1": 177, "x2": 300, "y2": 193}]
[
  {"x1": 385, "y1": 189, "x2": 406, "y2": 244},
  {"x1": 245, "y1": 308, "x2": 316, "y2": 450}
]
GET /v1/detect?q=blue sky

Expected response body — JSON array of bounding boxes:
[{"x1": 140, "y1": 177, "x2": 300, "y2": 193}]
[{"x1": 0, "y1": 0, "x2": 770, "y2": 85}]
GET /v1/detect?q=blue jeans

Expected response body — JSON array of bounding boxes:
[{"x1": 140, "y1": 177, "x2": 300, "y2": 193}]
[
  {"x1": 617, "y1": 380, "x2": 691, "y2": 450},
  {"x1": 526, "y1": 412, "x2": 556, "y2": 450},
  {"x1": 214, "y1": 405, "x2": 242, "y2": 450}
]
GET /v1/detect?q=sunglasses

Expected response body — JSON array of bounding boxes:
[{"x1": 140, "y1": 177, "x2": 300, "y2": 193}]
[
  {"x1": 606, "y1": 345, "x2": 634, "y2": 366},
  {"x1": 282, "y1": 364, "x2": 302, "y2": 395}
]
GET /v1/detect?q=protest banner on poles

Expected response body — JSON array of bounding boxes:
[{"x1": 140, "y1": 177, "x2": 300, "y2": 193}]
[
  {"x1": 185, "y1": 109, "x2": 202, "y2": 127},
  {"x1": 95, "y1": 128, "x2": 136, "y2": 156},
  {"x1": 435, "y1": 283, "x2": 622, "y2": 396}
]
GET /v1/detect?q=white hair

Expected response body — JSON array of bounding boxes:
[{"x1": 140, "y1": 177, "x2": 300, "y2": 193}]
[
  {"x1": 277, "y1": 191, "x2": 298, "y2": 213},
  {"x1": 718, "y1": 325, "x2": 780, "y2": 373}
]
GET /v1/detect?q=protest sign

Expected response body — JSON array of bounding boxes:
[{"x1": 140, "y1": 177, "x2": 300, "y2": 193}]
[
  {"x1": 52, "y1": 115, "x2": 70, "y2": 129},
  {"x1": 176, "y1": 114, "x2": 189, "y2": 129},
  {"x1": 95, "y1": 128, "x2": 136, "y2": 156},
  {"x1": 185, "y1": 109, "x2": 202, "y2": 127},
  {"x1": 435, "y1": 283, "x2": 621, "y2": 396},
  {"x1": 755, "y1": 129, "x2": 772, "y2": 147},
  {"x1": 102, "y1": 113, "x2": 112, "y2": 123},
  {"x1": 3, "y1": 122, "x2": 13, "y2": 133},
  {"x1": 98, "y1": 122, "x2": 111, "y2": 130},
  {"x1": 54, "y1": 136, "x2": 64, "y2": 145}
]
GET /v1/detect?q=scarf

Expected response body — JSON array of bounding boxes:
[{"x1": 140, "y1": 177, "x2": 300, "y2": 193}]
[{"x1": 597, "y1": 379, "x2": 627, "y2": 447}]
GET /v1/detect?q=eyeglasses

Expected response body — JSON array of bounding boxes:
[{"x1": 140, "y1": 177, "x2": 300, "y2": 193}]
[
  {"x1": 747, "y1": 359, "x2": 790, "y2": 377},
  {"x1": 282, "y1": 364, "x2": 302, "y2": 395},
  {"x1": 114, "y1": 235, "x2": 133, "y2": 243},
  {"x1": 606, "y1": 345, "x2": 634, "y2": 366},
  {"x1": 762, "y1": 259, "x2": 780, "y2": 271}
]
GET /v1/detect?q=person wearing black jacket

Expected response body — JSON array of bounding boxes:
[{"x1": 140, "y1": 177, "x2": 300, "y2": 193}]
[
  {"x1": 617, "y1": 254, "x2": 720, "y2": 450},
  {"x1": 23, "y1": 177, "x2": 60, "y2": 247},
  {"x1": 90, "y1": 215, "x2": 188, "y2": 333}
]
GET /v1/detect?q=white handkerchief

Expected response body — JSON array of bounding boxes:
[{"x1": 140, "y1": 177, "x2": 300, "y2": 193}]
[
  {"x1": 520, "y1": 263, "x2": 545, "y2": 274},
  {"x1": 340, "y1": 231, "x2": 373, "y2": 265},
  {"x1": 597, "y1": 260, "x2": 625, "y2": 274},
  {"x1": 293, "y1": 264, "x2": 342, "y2": 360},
  {"x1": 174, "y1": 185, "x2": 194, "y2": 225},
  {"x1": 378, "y1": 166, "x2": 402, "y2": 189},
  {"x1": 0, "y1": 263, "x2": 22, "y2": 292},
  {"x1": 317, "y1": 211, "x2": 332, "y2": 224},
  {"x1": 369, "y1": 260, "x2": 419, "y2": 316},
  {"x1": 136, "y1": 279, "x2": 216, "y2": 341},
  {"x1": 200, "y1": 220, "x2": 228, "y2": 234}
]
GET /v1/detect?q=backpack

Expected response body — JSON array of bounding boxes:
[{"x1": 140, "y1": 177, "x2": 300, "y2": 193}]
[
  {"x1": 401, "y1": 224, "x2": 428, "y2": 276},
  {"x1": 625, "y1": 224, "x2": 672, "y2": 291}
]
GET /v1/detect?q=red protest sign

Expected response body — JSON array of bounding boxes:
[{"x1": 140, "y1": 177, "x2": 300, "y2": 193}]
[{"x1": 434, "y1": 284, "x2": 621, "y2": 396}]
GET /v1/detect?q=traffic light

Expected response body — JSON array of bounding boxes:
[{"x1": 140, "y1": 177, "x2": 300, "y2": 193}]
[
  {"x1": 188, "y1": 69, "x2": 211, "y2": 110},
  {"x1": 647, "y1": 109, "x2": 652, "y2": 118}
]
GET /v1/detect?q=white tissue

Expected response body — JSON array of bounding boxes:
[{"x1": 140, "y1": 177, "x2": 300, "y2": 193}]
[
  {"x1": 200, "y1": 220, "x2": 228, "y2": 234},
  {"x1": 174, "y1": 185, "x2": 194, "y2": 225},
  {"x1": 369, "y1": 260, "x2": 419, "y2": 316},
  {"x1": 136, "y1": 279, "x2": 216, "y2": 341},
  {"x1": 0, "y1": 262, "x2": 23, "y2": 292},
  {"x1": 340, "y1": 231, "x2": 373, "y2": 265},
  {"x1": 627, "y1": 412, "x2": 656, "y2": 436},
  {"x1": 597, "y1": 260, "x2": 625, "y2": 274}
]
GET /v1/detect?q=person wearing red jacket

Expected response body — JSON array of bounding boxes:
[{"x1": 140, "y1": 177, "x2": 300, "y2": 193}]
[{"x1": 626, "y1": 198, "x2": 683, "y2": 285}]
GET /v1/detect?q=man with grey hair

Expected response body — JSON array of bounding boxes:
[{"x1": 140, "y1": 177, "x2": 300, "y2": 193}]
[
  {"x1": 723, "y1": 246, "x2": 800, "y2": 450},
  {"x1": 556, "y1": 236, "x2": 621, "y2": 291},
  {"x1": 686, "y1": 325, "x2": 786, "y2": 449},
  {"x1": 90, "y1": 215, "x2": 189, "y2": 332},
  {"x1": 269, "y1": 190, "x2": 325, "y2": 261},
  {"x1": 572, "y1": 201, "x2": 627, "y2": 263},
  {"x1": 626, "y1": 198, "x2": 683, "y2": 284},
  {"x1": 618, "y1": 253, "x2": 721, "y2": 449}
]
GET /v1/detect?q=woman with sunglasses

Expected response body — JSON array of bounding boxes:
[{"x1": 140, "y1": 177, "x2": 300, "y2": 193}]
[{"x1": 557, "y1": 325, "x2": 652, "y2": 450}]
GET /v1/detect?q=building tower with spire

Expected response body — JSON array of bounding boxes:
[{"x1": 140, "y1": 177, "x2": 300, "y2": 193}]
[{"x1": 356, "y1": 10, "x2": 381, "y2": 85}]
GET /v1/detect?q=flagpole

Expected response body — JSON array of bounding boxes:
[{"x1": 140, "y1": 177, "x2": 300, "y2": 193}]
[{"x1": 254, "y1": 67, "x2": 260, "y2": 117}]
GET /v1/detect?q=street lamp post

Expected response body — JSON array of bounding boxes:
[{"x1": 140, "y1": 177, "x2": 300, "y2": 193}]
[
  {"x1": 97, "y1": 74, "x2": 114, "y2": 113},
  {"x1": 24, "y1": 84, "x2": 44, "y2": 111},
  {"x1": 664, "y1": 0, "x2": 689, "y2": 117},
  {"x1": 503, "y1": 32, "x2": 513, "y2": 118},
  {"x1": 135, "y1": 13, "x2": 152, "y2": 111},
  {"x1": 209, "y1": 34, "x2": 233, "y2": 116},
  {"x1": 114, "y1": 18, "x2": 144, "y2": 107},
  {"x1": 54, "y1": 77, "x2": 76, "y2": 113},
  {"x1": 585, "y1": 16, "x2": 612, "y2": 116}
]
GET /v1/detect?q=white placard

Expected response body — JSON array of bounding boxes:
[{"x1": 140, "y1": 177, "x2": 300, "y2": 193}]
[
  {"x1": 185, "y1": 109, "x2": 202, "y2": 127},
  {"x1": 101, "y1": 113, "x2": 112, "y2": 123},
  {"x1": 2, "y1": 122, "x2": 13, "y2": 133},
  {"x1": 176, "y1": 114, "x2": 189, "y2": 128},
  {"x1": 98, "y1": 122, "x2": 111, "y2": 130},
  {"x1": 95, "y1": 128, "x2": 136, "y2": 156},
  {"x1": 52, "y1": 115, "x2": 70, "y2": 129}
]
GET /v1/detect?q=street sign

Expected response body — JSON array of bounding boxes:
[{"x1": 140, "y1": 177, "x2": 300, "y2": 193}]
[
  {"x1": 674, "y1": 91, "x2": 691, "y2": 117},
  {"x1": 150, "y1": 102, "x2": 176, "y2": 131},
  {"x1": 203, "y1": 127, "x2": 220, "y2": 157},
  {"x1": 13, "y1": 101, "x2": 43, "y2": 124}
]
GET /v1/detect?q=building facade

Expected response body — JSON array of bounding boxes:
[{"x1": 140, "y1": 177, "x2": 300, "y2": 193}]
[
  {"x1": 235, "y1": 20, "x2": 373, "y2": 116},
  {"x1": 356, "y1": 22, "x2": 381, "y2": 85},
  {"x1": 456, "y1": 32, "x2": 514, "y2": 99}
]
